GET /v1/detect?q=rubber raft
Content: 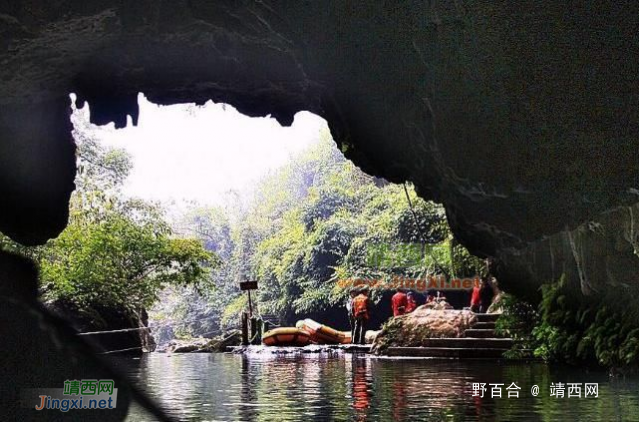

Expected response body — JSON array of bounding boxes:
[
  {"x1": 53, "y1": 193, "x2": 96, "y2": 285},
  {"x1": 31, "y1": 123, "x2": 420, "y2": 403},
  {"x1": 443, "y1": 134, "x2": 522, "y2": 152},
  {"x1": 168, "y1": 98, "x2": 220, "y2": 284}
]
[
  {"x1": 262, "y1": 327, "x2": 312, "y2": 347},
  {"x1": 262, "y1": 318, "x2": 351, "y2": 346}
]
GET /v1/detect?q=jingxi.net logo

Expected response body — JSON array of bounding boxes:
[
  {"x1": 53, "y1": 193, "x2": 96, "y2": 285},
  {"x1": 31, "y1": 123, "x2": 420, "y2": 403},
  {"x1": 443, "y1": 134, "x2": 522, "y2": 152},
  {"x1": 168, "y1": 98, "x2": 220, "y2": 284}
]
[{"x1": 23, "y1": 379, "x2": 118, "y2": 412}]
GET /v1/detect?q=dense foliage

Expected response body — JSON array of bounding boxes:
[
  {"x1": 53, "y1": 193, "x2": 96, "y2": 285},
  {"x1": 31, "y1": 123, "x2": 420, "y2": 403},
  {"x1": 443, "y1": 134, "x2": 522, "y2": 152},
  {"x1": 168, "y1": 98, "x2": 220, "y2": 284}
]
[
  {"x1": 0, "y1": 113, "x2": 483, "y2": 339},
  {"x1": 494, "y1": 293, "x2": 538, "y2": 359},
  {"x1": 155, "y1": 130, "x2": 484, "y2": 335},
  {"x1": 0, "y1": 109, "x2": 216, "y2": 324},
  {"x1": 496, "y1": 275, "x2": 639, "y2": 368},
  {"x1": 532, "y1": 276, "x2": 639, "y2": 367}
]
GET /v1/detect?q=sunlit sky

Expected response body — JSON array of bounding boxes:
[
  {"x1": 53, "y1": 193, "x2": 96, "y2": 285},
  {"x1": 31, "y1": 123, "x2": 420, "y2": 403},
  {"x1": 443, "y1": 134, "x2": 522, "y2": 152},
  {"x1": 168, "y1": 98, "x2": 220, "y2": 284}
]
[{"x1": 74, "y1": 94, "x2": 326, "y2": 207}]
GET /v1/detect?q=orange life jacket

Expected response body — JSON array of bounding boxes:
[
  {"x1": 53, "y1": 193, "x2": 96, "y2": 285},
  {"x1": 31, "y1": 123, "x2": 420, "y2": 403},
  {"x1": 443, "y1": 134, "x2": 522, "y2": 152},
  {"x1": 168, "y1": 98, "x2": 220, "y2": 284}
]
[
  {"x1": 392, "y1": 292, "x2": 408, "y2": 316},
  {"x1": 352, "y1": 294, "x2": 369, "y2": 319},
  {"x1": 470, "y1": 286, "x2": 481, "y2": 306}
]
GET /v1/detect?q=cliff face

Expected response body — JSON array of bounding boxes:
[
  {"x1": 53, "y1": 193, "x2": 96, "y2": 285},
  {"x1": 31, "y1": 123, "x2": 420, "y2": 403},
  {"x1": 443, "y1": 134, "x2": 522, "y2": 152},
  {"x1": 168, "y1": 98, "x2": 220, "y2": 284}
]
[
  {"x1": 1, "y1": 4, "x2": 638, "y2": 313},
  {"x1": 45, "y1": 299, "x2": 156, "y2": 354},
  {"x1": 501, "y1": 202, "x2": 639, "y2": 302}
]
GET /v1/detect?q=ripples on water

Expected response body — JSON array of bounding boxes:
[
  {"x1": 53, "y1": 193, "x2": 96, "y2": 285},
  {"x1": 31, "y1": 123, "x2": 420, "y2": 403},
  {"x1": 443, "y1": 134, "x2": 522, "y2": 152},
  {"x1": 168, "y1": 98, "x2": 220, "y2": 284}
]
[{"x1": 116, "y1": 352, "x2": 639, "y2": 421}]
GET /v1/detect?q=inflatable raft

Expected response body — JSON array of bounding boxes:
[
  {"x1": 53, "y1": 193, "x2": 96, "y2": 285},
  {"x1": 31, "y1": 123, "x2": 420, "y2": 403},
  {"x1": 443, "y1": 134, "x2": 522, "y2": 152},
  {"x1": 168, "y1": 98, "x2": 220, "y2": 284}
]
[
  {"x1": 262, "y1": 327, "x2": 312, "y2": 347},
  {"x1": 296, "y1": 319, "x2": 346, "y2": 344}
]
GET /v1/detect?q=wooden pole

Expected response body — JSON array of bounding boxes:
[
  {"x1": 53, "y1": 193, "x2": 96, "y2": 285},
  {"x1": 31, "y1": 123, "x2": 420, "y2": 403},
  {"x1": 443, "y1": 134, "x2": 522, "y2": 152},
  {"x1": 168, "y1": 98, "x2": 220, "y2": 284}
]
[
  {"x1": 241, "y1": 312, "x2": 249, "y2": 346},
  {"x1": 247, "y1": 289, "x2": 253, "y2": 317},
  {"x1": 256, "y1": 318, "x2": 264, "y2": 344},
  {"x1": 250, "y1": 316, "x2": 257, "y2": 345}
]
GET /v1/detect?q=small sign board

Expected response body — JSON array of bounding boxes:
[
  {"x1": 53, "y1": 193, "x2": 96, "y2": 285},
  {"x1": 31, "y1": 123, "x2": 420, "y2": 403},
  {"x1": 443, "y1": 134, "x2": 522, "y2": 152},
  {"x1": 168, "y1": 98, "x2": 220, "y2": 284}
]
[{"x1": 240, "y1": 280, "x2": 258, "y2": 291}]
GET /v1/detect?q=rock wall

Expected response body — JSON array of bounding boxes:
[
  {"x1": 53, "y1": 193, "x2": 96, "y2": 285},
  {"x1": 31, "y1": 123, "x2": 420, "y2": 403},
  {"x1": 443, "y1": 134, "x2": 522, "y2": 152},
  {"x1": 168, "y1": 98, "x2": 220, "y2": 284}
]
[
  {"x1": 46, "y1": 300, "x2": 156, "y2": 354},
  {"x1": 0, "y1": 252, "x2": 140, "y2": 420},
  {"x1": 500, "y1": 203, "x2": 639, "y2": 301},
  {"x1": 1, "y1": 3, "x2": 638, "y2": 259}
]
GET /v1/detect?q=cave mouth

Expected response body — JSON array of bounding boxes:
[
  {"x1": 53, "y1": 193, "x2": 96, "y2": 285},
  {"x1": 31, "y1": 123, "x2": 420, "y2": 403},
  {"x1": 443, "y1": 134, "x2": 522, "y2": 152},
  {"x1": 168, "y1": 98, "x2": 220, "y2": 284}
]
[
  {"x1": 12, "y1": 92, "x2": 484, "y2": 354},
  {"x1": 41, "y1": 93, "x2": 332, "y2": 350},
  {"x1": 68, "y1": 92, "x2": 328, "y2": 209}
]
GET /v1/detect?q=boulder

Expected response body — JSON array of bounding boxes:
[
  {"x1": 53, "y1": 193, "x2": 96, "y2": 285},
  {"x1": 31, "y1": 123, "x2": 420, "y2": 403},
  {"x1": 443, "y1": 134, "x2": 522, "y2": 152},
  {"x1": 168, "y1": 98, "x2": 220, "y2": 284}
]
[
  {"x1": 164, "y1": 330, "x2": 241, "y2": 353},
  {"x1": 204, "y1": 330, "x2": 242, "y2": 352},
  {"x1": 45, "y1": 299, "x2": 156, "y2": 354},
  {"x1": 371, "y1": 308, "x2": 476, "y2": 354},
  {"x1": 165, "y1": 337, "x2": 209, "y2": 353},
  {"x1": 365, "y1": 330, "x2": 381, "y2": 344}
]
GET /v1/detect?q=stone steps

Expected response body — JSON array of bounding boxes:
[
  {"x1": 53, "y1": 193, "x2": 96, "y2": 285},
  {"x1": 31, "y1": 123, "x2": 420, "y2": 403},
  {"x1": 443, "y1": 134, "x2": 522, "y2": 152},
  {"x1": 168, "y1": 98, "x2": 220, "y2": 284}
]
[
  {"x1": 464, "y1": 313, "x2": 502, "y2": 339},
  {"x1": 464, "y1": 329, "x2": 500, "y2": 338},
  {"x1": 384, "y1": 347, "x2": 511, "y2": 359},
  {"x1": 420, "y1": 338, "x2": 513, "y2": 349},
  {"x1": 474, "y1": 313, "x2": 500, "y2": 323},
  {"x1": 231, "y1": 313, "x2": 514, "y2": 360},
  {"x1": 472, "y1": 321, "x2": 496, "y2": 330}
]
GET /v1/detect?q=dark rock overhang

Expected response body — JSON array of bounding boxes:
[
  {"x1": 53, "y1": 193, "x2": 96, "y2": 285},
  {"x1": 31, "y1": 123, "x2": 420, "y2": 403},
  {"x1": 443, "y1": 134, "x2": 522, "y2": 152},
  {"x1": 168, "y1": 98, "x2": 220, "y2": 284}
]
[{"x1": 1, "y1": 1, "x2": 638, "y2": 263}]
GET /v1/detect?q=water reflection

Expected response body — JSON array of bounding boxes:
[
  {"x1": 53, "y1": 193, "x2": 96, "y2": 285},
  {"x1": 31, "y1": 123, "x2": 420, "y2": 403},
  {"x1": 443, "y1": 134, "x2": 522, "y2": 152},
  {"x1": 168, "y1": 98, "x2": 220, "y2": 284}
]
[
  {"x1": 117, "y1": 353, "x2": 639, "y2": 421},
  {"x1": 351, "y1": 356, "x2": 372, "y2": 419}
]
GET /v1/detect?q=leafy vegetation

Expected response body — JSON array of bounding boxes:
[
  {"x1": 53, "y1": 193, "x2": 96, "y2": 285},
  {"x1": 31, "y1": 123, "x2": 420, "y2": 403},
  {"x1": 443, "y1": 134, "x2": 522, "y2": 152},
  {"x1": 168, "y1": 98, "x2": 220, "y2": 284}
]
[
  {"x1": 157, "y1": 129, "x2": 484, "y2": 334},
  {"x1": 497, "y1": 275, "x2": 639, "y2": 368},
  {"x1": 494, "y1": 293, "x2": 538, "y2": 359},
  {"x1": 0, "y1": 108, "x2": 216, "y2": 326},
  {"x1": 3, "y1": 105, "x2": 634, "y2": 372},
  {"x1": 1, "y1": 112, "x2": 484, "y2": 339},
  {"x1": 532, "y1": 275, "x2": 639, "y2": 367}
]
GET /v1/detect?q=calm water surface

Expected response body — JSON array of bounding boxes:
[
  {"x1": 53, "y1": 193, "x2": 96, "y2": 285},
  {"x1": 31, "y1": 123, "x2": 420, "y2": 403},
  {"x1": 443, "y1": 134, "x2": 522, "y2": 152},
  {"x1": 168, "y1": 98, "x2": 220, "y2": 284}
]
[{"x1": 116, "y1": 352, "x2": 639, "y2": 421}]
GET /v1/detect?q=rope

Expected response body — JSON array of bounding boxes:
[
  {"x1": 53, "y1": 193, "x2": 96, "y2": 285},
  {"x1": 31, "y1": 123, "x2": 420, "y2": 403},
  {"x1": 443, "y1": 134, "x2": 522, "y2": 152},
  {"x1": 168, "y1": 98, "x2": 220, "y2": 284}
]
[
  {"x1": 402, "y1": 182, "x2": 448, "y2": 277},
  {"x1": 78, "y1": 326, "x2": 152, "y2": 336},
  {"x1": 90, "y1": 327, "x2": 241, "y2": 355},
  {"x1": 261, "y1": 318, "x2": 281, "y2": 328},
  {"x1": 99, "y1": 346, "x2": 146, "y2": 355},
  {"x1": 403, "y1": 182, "x2": 428, "y2": 247},
  {"x1": 76, "y1": 314, "x2": 217, "y2": 336}
]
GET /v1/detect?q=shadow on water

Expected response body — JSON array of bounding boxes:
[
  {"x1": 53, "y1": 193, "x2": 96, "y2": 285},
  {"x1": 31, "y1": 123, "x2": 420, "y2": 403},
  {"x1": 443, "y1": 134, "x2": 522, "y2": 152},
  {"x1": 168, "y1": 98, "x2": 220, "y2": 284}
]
[{"x1": 115, "y1": 352, "x2": 639, "y2": 421}]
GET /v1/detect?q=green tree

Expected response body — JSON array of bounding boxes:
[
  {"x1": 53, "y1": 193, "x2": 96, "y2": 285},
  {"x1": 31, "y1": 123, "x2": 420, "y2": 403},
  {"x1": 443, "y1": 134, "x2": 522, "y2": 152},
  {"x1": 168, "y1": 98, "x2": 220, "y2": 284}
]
[
  {"x1": 1, "y1": 106, "x2": 217, "y2": 325},
  {"x1": 151, "y1": 128, "x2": 484, "y2": 334}
]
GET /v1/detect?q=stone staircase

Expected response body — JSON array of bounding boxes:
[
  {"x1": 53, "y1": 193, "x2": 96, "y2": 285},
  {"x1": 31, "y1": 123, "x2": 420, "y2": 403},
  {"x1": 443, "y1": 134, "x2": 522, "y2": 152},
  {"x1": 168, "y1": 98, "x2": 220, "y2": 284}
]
[
  {"x1": 464, "y1": 313, "x2": 502, "y2": 338},
  {"x1": 385, "y1": 313, "x2": 514, "y2": 358}
]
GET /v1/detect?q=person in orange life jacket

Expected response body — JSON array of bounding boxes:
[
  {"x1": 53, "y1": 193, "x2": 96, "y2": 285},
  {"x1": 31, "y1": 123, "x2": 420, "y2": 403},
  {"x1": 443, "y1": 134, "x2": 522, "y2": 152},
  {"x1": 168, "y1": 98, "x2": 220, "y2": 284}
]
[
  {"x1": 405, "y1": 291, "x2": 417, "y2": 313},
  {"x1": 470, "y1": 278, "x2": 483, "y2": 312},
  {"x1": 352, "y1": 287, "x2": 370, "y2": 344},
  {"x1": 391, "y1": 289, "x2": 408, "y2": 317}
]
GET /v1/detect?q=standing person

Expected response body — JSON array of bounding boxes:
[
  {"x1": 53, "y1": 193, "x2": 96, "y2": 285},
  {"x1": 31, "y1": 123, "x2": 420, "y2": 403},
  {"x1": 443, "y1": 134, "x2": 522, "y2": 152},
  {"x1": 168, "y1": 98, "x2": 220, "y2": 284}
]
[
  {"x1": 352, "y1": 287, "x2": 370, "y2": 344},
  {"x1": 406, "y1": 291, "x2": 417, "y2": 313},
  {"x1": 479, "y1": 278, "x2": 493, "y2": 313},
  {"x1": 470, "y1": 279, "x2": 482, "y2": 312},
  {"x1": 346, "y1": 289, "x2": 358, "y2": 340},
  {"x1": 391, "y1": 289, "x2": 408, "y2": 317}
]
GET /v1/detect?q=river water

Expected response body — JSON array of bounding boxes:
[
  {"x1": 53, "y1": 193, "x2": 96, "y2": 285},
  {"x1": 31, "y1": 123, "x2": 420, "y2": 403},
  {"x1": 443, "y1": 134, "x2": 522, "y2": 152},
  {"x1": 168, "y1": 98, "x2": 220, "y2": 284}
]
[{"x1": 117, "y1": 352, "x2": 639, "y2": 421}]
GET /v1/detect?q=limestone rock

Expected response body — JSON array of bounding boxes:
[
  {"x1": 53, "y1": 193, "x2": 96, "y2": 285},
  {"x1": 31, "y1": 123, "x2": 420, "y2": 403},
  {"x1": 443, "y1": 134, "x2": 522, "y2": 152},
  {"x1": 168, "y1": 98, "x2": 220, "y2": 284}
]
[
  {"x1": 204, "y1": 330, "x2": 242, "y2": 352},
  {"x1": 365, "y1": 330, "x2": 381, "y2": 344},
  {"x1": 371, "y1": 308, "x2": 477, "y2": 354},
  {"x1": 165, "y1": 337, "x2": 210, "y2": 353},
  {"x1": 3, "y1": 5, "x2": 639, "y2": 414},
  {"x1": 164, "y1": 330, "x2": 241, "y2": 353}
]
